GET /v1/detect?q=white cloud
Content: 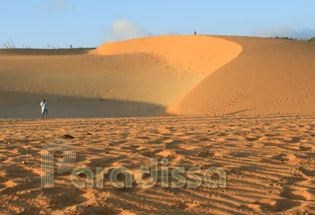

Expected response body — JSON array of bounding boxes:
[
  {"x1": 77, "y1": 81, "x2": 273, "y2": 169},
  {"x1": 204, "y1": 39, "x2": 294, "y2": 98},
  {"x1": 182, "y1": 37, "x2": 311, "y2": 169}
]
[
  {"x1": 39, "y1": 0, "x2": 68, "y2": 11},
  {"x1": 105, "y1": 18, "x2": 152, "y2": 42},
  {"x1": 252, "y1": 25, "x2": 315, "y2": 39}
]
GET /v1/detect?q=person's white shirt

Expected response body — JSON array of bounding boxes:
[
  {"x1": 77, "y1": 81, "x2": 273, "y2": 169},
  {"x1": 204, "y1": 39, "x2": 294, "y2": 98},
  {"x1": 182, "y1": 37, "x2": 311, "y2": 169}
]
[{"x1": 40, "y1": 101, "x2": 48, "y2": 111}]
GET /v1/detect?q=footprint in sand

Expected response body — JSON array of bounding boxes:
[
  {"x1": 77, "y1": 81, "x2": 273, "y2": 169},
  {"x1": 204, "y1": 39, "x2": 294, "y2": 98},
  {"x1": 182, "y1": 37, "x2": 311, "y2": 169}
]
[
  {"x1": 164, "y1": 139, "x2": 183, "y2": 150},
  {"x1": 226, "y1": 137, "x2": 240, "y2": 141},
  {"x1": 245, "y1": 135, "x2": 261, "y2": 141},
  {"x1": 272, "y1": 153, "x2": 297, "y2": 163},
  {"x1": 255, "y1": 198, "x2": 301, "y2": 213},
  {"x1": 261, "y1": 153, "x2": 297, "y2": 164},
  {"x1": 140, "y1": 149, "x2": 163, "y2": 158},
  {"x1": 299, "y1": 167, "x2": 315, "y2": 177},
  {"x1": 280, "y1": 186, "x2": 313, "y2": 201},
  {"x1": 229, "y1": 151, "x2": 252, "y2": 158},
  {"x1": 287, "y1": 136, "x2": 302, "y2": 143},
  {"x1": 299, "y1": 143, "x2": 313, "y2": 151}
]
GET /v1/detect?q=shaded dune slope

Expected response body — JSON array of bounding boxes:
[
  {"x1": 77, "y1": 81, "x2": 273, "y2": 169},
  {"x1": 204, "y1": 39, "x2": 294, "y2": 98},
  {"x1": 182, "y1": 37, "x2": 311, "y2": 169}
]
[
  {"x1": 167, "y1": 36, "x2": 315, "y2": 115},
  {"x1": 0, "y1": 51, "x2": 175, "y2": 117}
]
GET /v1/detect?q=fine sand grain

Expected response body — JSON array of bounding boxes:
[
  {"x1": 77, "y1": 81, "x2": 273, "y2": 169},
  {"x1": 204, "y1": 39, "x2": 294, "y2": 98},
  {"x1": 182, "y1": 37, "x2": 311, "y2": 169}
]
[{"x1": 0, "y1": 115, "x2": 314, "y2": 214}]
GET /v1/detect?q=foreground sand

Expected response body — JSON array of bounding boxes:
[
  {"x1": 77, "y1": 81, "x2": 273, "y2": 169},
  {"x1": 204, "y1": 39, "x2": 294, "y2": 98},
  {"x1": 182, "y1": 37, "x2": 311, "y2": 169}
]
[{"x1": 0, "y1": 115, "x2": 314, "y2": 214}]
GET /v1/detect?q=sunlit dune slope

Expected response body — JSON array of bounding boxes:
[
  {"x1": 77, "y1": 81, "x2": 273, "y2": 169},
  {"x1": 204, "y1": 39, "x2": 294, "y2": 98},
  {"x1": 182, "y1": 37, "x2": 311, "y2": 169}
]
[
  {"x1": 93, "y1": 35, "x2": 242, "y2": 79},
  {"x1": 167, "y1": 36, "x2": 315, "y2": 115}
]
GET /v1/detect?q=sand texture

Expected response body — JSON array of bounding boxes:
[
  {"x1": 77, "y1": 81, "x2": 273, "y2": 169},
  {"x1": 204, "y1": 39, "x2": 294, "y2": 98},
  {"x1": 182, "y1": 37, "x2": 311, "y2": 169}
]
[{"x1": 0, "y1": 115, "x2": 314, "y2": 214}]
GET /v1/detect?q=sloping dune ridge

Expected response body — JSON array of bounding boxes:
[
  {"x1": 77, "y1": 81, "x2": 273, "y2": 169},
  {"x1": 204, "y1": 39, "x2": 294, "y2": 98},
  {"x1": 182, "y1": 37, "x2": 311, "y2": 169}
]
[
  {"x1": 94, "y1": 35, "x2": 315, "y2": 116},
  {"x1": 167, "y1": 36, "x2": 315, "y2": 115},
  {"x1": 92, "y1": 35, "x2": 242, "y2": 79},
  {"x1": 0, "y1": 35, "x2": 315, "y2": 117}
]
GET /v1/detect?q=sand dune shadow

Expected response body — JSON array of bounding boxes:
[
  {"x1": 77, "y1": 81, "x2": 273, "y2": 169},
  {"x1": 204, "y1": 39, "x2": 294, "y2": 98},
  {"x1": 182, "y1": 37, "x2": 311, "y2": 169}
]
[{"x1": 0, "y1": 91, "x2": 166, "y2": 118}]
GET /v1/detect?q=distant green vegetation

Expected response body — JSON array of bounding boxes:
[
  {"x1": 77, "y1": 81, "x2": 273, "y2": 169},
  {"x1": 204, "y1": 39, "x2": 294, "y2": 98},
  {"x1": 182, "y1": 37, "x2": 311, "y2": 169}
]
[
  {"x1": 1, "y1": 41, "x2": 97, "y2": 49},
  {"x1": 274, "y1": 36, "x2": 297, "y2": 40},
  {"x1": 45, "y1": 47, "x2": 97, "y2": 50},
  {"x1": 273, "y1": 36, "x2": 315, "y2": 41}
]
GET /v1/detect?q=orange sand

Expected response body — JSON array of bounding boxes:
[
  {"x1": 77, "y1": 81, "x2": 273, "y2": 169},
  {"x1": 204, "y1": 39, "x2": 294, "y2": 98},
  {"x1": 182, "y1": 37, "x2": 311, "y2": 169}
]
[
  {"x1": 1, "y1": 35, "x2": 315, "y2": 117},
  {"x1": 168, "y1": 36, "x2": 315, "y2": 115},
  {"x1": 0, "y1": 115, "x2": 314, "y2": 214},
  {"x1": 0, "y1": 35, "x2": 315, "y2": 214}
]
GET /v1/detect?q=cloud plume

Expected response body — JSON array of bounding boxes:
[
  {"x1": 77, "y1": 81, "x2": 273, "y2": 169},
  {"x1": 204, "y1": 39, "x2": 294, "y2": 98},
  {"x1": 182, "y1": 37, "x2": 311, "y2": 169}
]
[
  {"x1": 105, "y1": 18, "x2": 152, "y2": 42},
  {"x1": 38, "y1": 0, "x2": 68, "y2": 11}
]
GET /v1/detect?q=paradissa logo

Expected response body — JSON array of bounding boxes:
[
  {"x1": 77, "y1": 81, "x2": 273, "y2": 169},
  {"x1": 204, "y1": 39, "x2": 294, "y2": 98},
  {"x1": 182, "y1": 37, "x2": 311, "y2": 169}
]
[{"x1": 41, "y1": 141, "x2": 226, "y2": 189}]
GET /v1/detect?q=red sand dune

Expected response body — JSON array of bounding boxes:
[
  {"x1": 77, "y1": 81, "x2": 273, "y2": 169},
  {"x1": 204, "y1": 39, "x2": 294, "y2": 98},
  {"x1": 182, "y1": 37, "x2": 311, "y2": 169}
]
[
  {"x1": 168, "y1": 36, "x2": 315, "y2": 115},
  {"x1": 0, "y1": 35, "x2": 315, "y2": 117},
  {"x1": 94, "y1": 35, "x2": 315, "y2": 116},
  {"x1": 0, "y1": 36, "x2": 314, "y2": 214}
]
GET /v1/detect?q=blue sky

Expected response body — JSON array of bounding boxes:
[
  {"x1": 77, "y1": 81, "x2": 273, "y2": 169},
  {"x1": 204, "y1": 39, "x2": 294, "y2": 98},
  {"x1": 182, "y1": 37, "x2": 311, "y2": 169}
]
[{"x1": 1, "y1": 0, "x2": 315, "y2": 48}]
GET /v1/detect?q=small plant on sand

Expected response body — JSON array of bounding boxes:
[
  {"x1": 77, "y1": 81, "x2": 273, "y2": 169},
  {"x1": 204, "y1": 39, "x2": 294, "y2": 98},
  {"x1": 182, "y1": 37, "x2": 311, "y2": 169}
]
[
  {"x1": 308, "y1": 37, "x2": 315, "y2": 42},
  {"x1": 3, "y1": 40, "x2": 15, "y2": 48}
]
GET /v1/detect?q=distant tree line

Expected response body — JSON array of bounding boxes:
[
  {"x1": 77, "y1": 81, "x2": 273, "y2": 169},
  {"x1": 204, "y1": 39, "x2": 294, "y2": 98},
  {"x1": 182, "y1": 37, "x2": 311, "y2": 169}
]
[
  {"x1": 1, "y1": 41, "x2": 96, "y2": 49},
  {"x1": 3, "y1": 41, "x2": 15, "y2": 48},
  {"x1": 274, "y1": 36, "x2": 315, "y2": 41}
]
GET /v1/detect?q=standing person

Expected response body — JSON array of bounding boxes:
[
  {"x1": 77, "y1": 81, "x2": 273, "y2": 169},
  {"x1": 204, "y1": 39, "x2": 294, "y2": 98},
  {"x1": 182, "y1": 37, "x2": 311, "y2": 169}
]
[{"x1": 40, "y1": 99, "x2": 48, "y2": 119}]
